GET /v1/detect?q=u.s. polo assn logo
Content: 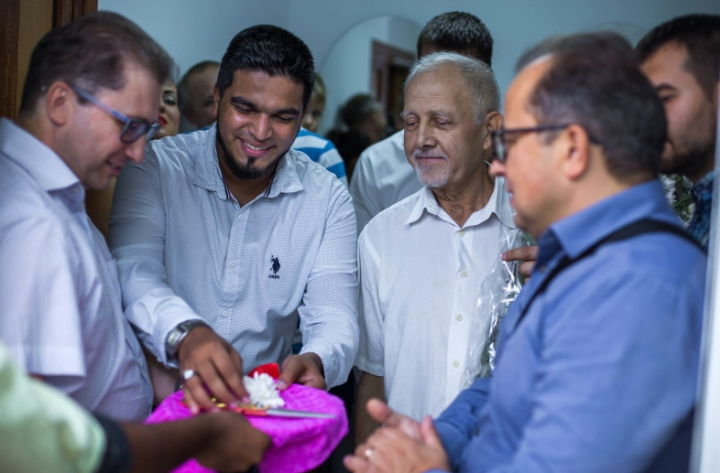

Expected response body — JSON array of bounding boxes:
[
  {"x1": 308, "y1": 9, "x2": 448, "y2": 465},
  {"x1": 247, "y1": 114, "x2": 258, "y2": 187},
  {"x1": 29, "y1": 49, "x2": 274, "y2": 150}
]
[{"x1": 268, "y1": 256, "x2": 281, "y2": 279}]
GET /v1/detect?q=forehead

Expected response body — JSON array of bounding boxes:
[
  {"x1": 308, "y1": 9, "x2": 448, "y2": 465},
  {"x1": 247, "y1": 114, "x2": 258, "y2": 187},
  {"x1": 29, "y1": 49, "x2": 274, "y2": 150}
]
[
  {"x1": 97, "y1": 62, "x2": 160, "y2": 122},
  {"x1": 225, "y1": 69, "x2": 304, "y2": 108},
  {"x1": 189, "y1": 67, "x2": 219, "y2": 90},
  {"x1": 504, "y1": 57, "x2": 552, "y2": 126},
  {"x1": 405, "y1": 65, "x2": 469, "y2": 113},
  {"x1": 641, "y1": 42, "x2": 693, "y2": 85}
]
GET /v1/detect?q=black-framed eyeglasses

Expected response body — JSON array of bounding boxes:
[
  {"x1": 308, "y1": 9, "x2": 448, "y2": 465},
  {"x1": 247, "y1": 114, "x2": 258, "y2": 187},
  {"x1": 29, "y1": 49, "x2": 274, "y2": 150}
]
[
  {"x1": 490, "y1": 124, "x2": 601, "y2": 163},
  {"x1": 70, "y1": 85, "x2": 161, "y2": 143}
]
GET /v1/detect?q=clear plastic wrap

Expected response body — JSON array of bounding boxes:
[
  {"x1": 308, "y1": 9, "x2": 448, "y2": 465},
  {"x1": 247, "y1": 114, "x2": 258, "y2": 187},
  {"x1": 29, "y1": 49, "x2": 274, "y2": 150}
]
[{"x1": 460, "y1": 228, "x2": 528, "y2": 389}]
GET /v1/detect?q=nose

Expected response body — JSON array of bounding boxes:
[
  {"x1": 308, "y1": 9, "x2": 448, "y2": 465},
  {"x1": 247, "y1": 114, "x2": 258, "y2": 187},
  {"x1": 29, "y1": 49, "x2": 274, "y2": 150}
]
[
  {"x1": 489, "y1": 159, "x2": 505, "y2": 178},
  {"x1": 414, "y1": 120, "x2": 437, "y2": 151},
  {"x1": 126, "y1": 137, "x2": 146, "y2": 164},
  {"x1": 250, "y1": 114, "x2": 272, "y2": 141}
]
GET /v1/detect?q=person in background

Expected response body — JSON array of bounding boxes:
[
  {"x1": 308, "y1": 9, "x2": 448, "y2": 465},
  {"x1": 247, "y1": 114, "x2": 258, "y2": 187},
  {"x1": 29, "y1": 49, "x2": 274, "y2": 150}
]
[
  {"x1": 178, "y1": 60, "x2": 220, "y2": 131},
  {"x1": 354, "y1": 52, "x2": 509, "y2": 445},
  {"x1": 0, "y1": 341, "x2": 269, "y2": 473},
  {"x1": 350, "y1": 11, "x2": 494, "y2": 233},
  {"x1": 331, "y1": 128, "x2": 371, "y2": 182},
  {"x1": 335, "y1": 93, "x2": 387, "y2": 145},
  {"x1": 638, "y1": 14, "x2": 719, "y2": 250},
  {"x1": 109, "y1": 25, "x2": 358, "y2": 414},
  {"x1": 293, "y1": 73, "x2": 349, "y2": 187},
  {"x1": 503, "y1": 13, "x2": 720, "y2": 278},
  {"x1": 302, "y1": 72, "x2": 327, "y2": 133},
  {"x1": 346, "y1": 32, "x2": 706, "y2": 473}
]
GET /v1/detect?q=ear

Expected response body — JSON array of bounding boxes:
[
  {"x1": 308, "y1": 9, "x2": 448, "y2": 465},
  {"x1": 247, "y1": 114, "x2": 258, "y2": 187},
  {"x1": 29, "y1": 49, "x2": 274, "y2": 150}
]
[
  {"x1": 44, "y1": 82, "x2": 75, "y2": 127},
  {"x1": 559, "y1": 124, "x2": 592, "y2": 180},
  {"x1": 482, "y1": 111, "x2": 504, "y2": 151}
]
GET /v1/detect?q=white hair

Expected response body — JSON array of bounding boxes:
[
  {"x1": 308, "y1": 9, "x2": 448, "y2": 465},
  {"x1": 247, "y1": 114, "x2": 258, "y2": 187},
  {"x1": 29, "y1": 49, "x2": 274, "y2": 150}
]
[{"x1": 404, "y1": 51, "x2": 500, "y2": 123}]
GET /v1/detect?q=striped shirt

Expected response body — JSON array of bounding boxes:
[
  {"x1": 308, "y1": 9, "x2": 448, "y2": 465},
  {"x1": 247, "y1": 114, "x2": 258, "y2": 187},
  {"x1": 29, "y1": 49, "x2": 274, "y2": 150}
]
[
  {"x1": 292, "y1": 128, "x2": 348, "y2": 187},
  {"x1": 688, "y1": 171, "x2": 713, "y2": 250},
  {"x1": 109, "y1": 125, "x2": 359, "y2": 388},
  {"x1": 0, "y1": 118, "x2": 152, "y2": 421}
]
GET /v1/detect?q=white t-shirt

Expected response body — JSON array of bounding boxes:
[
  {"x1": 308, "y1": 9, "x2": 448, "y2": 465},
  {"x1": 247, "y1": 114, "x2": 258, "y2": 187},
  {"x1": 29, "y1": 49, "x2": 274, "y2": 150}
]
[
  {"x1": 349, "y1": 130, "x2": 422, "y2": 233},
  {"x1": 356, "y1": 179, "x2": 515, "y2": 420}
]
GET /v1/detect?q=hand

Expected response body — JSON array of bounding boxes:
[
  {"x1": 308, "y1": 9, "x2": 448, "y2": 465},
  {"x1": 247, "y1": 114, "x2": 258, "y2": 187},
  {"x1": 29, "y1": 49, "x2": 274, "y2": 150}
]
[
  {"x1": 195, "y1": 412, "x2": 271, "y2": 472},
  {"x1": 345, "y1": 416, "x2": 450, "y2": 473},
  {"x1": 277, "y1": 353, "x2": 326, "y2": 390},
  {"x1": 366, "y1": 399, "x2": 421, "y2": 441},
  {"x1": 502, "y1": 245, "x2": 539, "y2": 279},
  {"x1": 177, "y1": 326, "x2": 248, "y2": 413}
]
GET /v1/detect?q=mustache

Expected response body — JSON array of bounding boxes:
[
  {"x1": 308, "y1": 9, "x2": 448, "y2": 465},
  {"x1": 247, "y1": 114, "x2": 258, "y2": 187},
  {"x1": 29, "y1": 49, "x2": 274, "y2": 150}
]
[{"x1": 412, "y1": 149, "x2": 449, "y2": 161}]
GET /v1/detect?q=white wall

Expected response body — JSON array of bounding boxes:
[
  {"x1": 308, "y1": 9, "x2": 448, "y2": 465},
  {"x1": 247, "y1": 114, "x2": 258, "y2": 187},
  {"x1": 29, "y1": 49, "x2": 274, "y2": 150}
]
[
  {"x1": 318, "y1": 16, "x2": 420, "y2": 135},
  {"x1": 99, "y1": 0, "x2": 289, "y2": 79},
  {"x1": 287, "y1": 0, "x2": 720, "y2": 106}
]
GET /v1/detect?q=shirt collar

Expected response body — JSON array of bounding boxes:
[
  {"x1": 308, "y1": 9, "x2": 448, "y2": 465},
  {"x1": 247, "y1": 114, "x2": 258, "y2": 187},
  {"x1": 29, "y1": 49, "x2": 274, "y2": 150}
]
[
  {"x1": 191, "y1": 124, "x2": 304, "y2": 200},
  {"x1": 548, "y1": 180, "x2": 679, "y2": 260},
  {"x1": 405, "y1": 177, "x2": 515, "y2": 228},
  {"x1": 0, "y1": 118, "x2": 80, "y2": 194}
]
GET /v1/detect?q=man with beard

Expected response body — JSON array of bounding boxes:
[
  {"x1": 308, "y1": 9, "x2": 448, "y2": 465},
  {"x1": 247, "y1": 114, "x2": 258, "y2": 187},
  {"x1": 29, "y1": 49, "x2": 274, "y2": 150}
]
[
  {"x1": 638, "y1": 14, "x2": 720, "y2": 250},
  {"x1": 354, "y1": 52, "x2": 510, "y2": 443},
  {"x1": 109, "y1": 25, "x2": 359, "y2": 412}
]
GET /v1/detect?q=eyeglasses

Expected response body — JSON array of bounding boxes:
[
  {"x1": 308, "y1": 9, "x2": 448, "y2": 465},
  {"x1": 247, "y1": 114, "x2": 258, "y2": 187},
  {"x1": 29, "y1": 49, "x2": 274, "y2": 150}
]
[
  {"x1": 491, "y1": 124, "x2": 601, "y2": 163},
  {"x1": 70, "y1": 85, "x2": 161, "y2": 143}
]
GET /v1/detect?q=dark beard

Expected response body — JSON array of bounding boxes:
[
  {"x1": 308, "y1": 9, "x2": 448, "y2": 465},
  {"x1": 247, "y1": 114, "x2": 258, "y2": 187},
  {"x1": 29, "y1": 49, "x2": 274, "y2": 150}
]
[
  {"x1": 216, "y1": 131, "x2": 284, "y2": 180},
  {"x1": 662, "y1": 141, "x2": 715, "y2": 178}
]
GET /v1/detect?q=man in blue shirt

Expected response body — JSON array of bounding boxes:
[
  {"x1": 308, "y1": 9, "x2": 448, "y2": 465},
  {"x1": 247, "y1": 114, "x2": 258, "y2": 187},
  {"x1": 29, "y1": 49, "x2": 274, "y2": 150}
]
[{"x1": 345, "y1": 32, "x2": 706, "y2": 473}]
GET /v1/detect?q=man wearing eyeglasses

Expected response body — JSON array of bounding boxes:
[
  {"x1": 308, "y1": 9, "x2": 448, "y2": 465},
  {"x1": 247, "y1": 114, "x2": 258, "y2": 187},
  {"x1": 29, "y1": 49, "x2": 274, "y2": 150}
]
[
  {"x1": 0, "y1": 13, "x2": 173, "y2": 422},
  {"x1": 354, "y1": 51, "x2": 510, "y2": 444},
  {"x1": 347, "y1": 32, "x2": 705, "y2": 473}
]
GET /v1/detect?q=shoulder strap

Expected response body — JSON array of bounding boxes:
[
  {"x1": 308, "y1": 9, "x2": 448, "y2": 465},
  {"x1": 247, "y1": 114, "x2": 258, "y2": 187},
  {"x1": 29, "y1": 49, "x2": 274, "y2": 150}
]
[{"x1": 515, "y1": 218, "x2": 704, "y2": 327}]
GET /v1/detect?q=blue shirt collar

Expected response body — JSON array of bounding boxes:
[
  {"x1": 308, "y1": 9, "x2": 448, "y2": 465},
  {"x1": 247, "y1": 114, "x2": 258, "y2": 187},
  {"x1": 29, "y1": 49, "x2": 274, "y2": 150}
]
[{"x1": 546, "y1": 180, "x2": 680, "y2": 260}]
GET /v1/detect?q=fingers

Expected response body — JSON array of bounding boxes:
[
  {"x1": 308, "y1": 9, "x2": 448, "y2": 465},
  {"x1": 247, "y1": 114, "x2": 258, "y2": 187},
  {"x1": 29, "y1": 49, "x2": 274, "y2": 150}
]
[
  {"x1": 212, "y1": 350, "x2": 249, "y2": 402},
  {"x1": 344, "y1": 454, "x2": 375, "y2": 473},
  {"x1": 420, "y1": 416, "x2": 443, "y2": 449},
  {"x1": 519, "y1": 260, "x2": 536, "y2": 278},
  {"x1": 182, "y1": 373, "x2": 213, "y2": 414},
  {"x1": 278, "y1": 354, "x2": 326, "y2": 390},
  {"x1": 502, "y1": 245, "x2": 539, "y2": 263},
  {"x1": 365, "y1": 398, "x2": 393, "y2": 424},
  {"x1": 277, "y1": 356, "x2": 304, "y2": 390}
]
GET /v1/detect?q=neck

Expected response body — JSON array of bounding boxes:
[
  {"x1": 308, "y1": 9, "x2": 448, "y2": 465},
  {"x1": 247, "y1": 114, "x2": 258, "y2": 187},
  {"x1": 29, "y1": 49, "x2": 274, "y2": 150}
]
[
  {"x1": 431, "y1": 165, "x2": 495, "y2": 227},
  {"x1": 217, "y1": 143, "x2": 277, "y2": 207}
]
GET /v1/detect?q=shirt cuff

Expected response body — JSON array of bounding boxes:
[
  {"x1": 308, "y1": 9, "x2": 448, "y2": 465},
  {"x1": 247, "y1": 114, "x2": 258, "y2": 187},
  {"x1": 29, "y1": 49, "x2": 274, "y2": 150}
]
[
  {"x1": 354, "y1": 356, "x2": 384, "y2": 377},
  {"x1": 434, "y1": 420, "x2": 469, "y2": 471}
]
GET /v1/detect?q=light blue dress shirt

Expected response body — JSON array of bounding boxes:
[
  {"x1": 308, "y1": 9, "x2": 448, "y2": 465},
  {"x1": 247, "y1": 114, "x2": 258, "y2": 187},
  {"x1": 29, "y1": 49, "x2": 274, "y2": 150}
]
[
  {"x1": 109, "y1": 125, "x2": 359, "y2": 388},
  {"x1": 430, "y1": 180, "x2": 706, "y2": 473}
]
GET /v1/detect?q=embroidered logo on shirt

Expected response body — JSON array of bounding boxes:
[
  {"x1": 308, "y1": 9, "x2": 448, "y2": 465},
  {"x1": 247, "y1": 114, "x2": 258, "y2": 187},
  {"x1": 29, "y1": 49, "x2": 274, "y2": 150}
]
[{"x1": 269, "y1": 256, "x2": 281, "y2": 279}]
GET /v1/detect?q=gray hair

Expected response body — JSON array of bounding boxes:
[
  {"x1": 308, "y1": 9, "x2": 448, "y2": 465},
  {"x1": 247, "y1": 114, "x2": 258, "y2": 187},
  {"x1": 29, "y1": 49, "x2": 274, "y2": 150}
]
[{"x1": 404, "y1": 51, "x2": 500, "y2": 123}]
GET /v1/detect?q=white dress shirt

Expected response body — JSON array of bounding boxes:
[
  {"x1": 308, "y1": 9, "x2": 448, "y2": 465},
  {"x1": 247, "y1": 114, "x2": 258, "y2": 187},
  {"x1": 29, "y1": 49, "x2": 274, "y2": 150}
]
[
  {"x1": 356, "y1": 179, "x2": 515, "y2": 420},
  {"x1": 349, "y1": 130, "x2": 422, "y2": 233},
  {"x1": 0, "y1": 119, "x2": 152, "y2": 422},
  {"x1": 109, "y1": 126, "x2": 359, "y2": 388}
]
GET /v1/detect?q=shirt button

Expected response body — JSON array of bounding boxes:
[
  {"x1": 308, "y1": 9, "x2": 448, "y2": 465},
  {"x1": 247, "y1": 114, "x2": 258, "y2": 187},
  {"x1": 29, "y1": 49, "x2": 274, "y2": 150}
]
[
  {"x1": 458, "y1": 229, "x2": 466, "y2": 237},
  {"x1": 221, "y1": 310, "x2": 231, "y2": 317},
  {"x1": 456, "y1": 314, "x2": 463, "y2": 321},
  {"x1": 460, "y1": 270, "x2": 468, "y2": 278},
  {"x1": 453, "y1": 361, "x2": 460, "y2": 368},
  {"x1": 229, "y1": 260, "x2": 236, "y2": 267}
]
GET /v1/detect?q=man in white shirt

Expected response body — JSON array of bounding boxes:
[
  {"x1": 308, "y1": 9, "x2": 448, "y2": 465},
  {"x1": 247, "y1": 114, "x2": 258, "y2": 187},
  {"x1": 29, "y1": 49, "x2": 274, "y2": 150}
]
[
  {"x1": 355, "y1": 53, "x2": 510, "y2": 443},
  {"x1": 0, "y1": 12, "x2": 170, "y2": 422},
  {"x1": 110, "y1": 25, "x2": 359, "y2": 413},
  {"x1": 350, "y1": 11, "x2": 495, "y2": 232}
]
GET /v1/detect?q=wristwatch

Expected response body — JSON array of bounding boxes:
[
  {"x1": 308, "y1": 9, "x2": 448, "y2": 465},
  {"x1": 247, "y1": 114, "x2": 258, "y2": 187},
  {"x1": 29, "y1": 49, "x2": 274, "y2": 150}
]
[{"x1": 165, "y1": 319, "x2": 209, "y2": 361}]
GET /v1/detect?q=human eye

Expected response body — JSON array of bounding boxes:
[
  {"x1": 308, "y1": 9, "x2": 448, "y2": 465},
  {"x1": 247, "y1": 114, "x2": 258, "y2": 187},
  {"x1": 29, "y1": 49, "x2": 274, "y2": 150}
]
[
  {"x1": 275, "y1": 115, "x2": 294, "y2": 124},
  {"x1": 163, "y1": 94, "x2": 177, "y2": 106}
]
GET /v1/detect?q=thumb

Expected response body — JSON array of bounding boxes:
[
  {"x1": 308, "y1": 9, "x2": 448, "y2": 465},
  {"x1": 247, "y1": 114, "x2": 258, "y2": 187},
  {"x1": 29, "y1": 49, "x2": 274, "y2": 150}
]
[
  {"x1": 366, "y1": 398, "x2": 395, "y2": 425},
  {"x1": 420, "y1": 416, "x2": 443, "y2": 450},
  {"x1": 277, "y1": 356, "x2": 302, "y2": 390}
]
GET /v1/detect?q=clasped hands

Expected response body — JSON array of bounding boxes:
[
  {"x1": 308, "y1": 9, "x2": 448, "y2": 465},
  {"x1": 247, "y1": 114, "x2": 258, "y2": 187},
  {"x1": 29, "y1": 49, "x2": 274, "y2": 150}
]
[
  {"x1": 177, "y1": 326, "x2": 326, "y2": 413},
  {"x1": 344, "y1": 399, "x2": 450, "y2": 473}
]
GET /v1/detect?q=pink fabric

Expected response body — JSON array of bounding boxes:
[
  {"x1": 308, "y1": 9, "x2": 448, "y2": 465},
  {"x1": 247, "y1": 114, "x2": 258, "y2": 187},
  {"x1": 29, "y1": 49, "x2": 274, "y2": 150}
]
[{"x1": 146, "y1": 385, "x2": 348, "y2": 473}]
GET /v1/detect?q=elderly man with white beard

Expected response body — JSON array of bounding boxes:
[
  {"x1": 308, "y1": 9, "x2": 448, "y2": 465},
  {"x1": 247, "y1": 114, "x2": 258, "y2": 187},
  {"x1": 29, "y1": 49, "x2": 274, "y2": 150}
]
[{"x1": 354, "y1": 52, "x2": 512, "y2": 445}]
